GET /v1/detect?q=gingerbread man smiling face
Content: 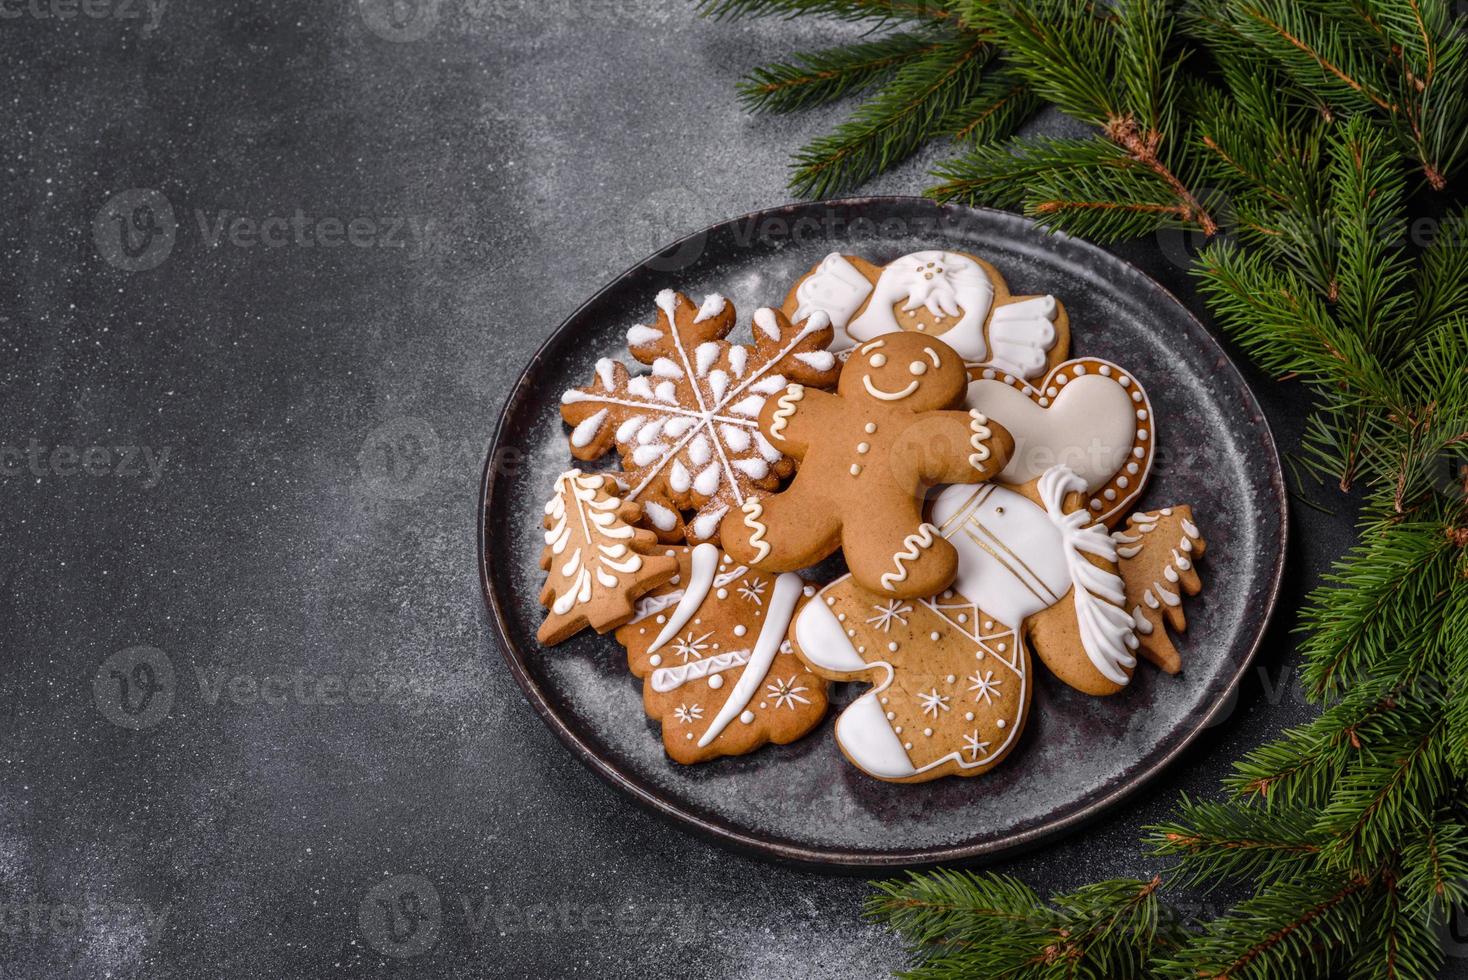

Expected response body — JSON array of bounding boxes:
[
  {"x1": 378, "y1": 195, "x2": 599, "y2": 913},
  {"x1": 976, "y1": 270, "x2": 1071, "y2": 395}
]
[{"x1": 719, "y1": 333, "x2": 1014, "y2": 599}]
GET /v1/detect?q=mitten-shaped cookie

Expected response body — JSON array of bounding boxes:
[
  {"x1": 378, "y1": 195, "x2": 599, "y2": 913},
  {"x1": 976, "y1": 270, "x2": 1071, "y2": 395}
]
[{"x1": 719, "y1": 333, "x2": 1013, "y2": 599}]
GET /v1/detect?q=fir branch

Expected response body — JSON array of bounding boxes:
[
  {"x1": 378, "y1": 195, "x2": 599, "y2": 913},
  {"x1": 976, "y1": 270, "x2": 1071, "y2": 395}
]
[
  {"x1": 1147, "y1": 798, "x2": 1325, "y2": 888},
  {"x1": 1297, "y1": 516, "x2": 1457, "y2": 699},
  {"x1": 940, "y1": 71, "x2": 1038, "y2": 143},
  {"x1": 787, "y1": 34, "x2": 992, "y2": 197},
  {"x1": 710, "y1": 5, "x2": 1468, "y2": 977},
  {"x1": 1313, "y1": 717, "x2": 1450, "y2": 870},
  {"x1": 1154, "y1": 872, "x2": 1374, "y2": 980},
  {"x1": 1398, "y1": 819, "x2": 1468, "y2": 918},
  {"x1": 868, "y1": 872, "x2": 1179, "y2": 978},
  {"x1": 1326, "y1": 117, "x2": 1412, "y2": 347},
  {"x1": 1346, "y1": 876, "x2": 1444, "y2": 980},
  {"x1": 697, "y1": 0, "x2": 958, "y2": 25},
  {"x1": 738, "y1": 33, "x2": 944, "y2": 113}
]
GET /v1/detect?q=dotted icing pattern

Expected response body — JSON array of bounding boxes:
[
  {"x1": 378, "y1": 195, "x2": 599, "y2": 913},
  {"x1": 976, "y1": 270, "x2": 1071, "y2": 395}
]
[{"x1": 976, "y1": 356, "x2": 1154, "y2": 526}]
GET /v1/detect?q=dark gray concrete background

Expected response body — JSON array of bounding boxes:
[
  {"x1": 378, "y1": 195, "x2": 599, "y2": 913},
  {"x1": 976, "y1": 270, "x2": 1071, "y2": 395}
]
[{"x1": 1, "y1": 1, "x2": 1441, "y2": 977}]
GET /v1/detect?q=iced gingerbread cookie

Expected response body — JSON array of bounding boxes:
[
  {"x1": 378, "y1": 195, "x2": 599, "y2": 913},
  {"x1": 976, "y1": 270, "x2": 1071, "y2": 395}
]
[
  {"x1": 718, "y1": 332, "x2": 1014, "y2": 600},
  {"x1": 615, "y1": 544, "x2": 827, "y2": 764},
  {"x1": 792, "y1": 464, "x2": 1209, "y2": 781},
  {"x1": 966, "y1": 357, "x2": 1156, "y2": 527},
  {"x1": 1109, "y1": 507, "x2": 1207, "y2": 673},
  {"x1": 783, "y1": 250, "x2": 1069, "y2": 380},
  {"x1": 560, "y1": 290, "x2": 840, "y2": 545},
  {"x1": 537, "y1": 470, "x2": 680, "y2": 646}
]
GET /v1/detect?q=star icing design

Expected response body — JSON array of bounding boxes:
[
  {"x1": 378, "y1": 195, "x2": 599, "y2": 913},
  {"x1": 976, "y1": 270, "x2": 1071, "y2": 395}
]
[
  {"x1": 963, "y1": 729, "x2": 990, "y2": 760},
  {"x1": 864, "y1": 598, "x2": 913, "y2": 633},
  {"x1": 737, "y1": 577, "x2": 766, "y2": 605},
  {"x1": 967, "y1": 670, "x2": 1001, "y2": 704},
  {"x1": 670, "y1": 630, "x2": 714, "y2": 663},
  {"x1": 917, "y1": 688, "x2": 951, "y2": 718},
  {"x1": 674, "y1": 703, "x2": 704, "y2": 724},
  {"x1": 766, "y1": 676, "x2": 811, "y2": 711}
]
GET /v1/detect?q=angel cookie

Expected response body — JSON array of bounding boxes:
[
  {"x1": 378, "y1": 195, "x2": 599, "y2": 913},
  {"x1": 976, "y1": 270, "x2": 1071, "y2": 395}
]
[
  {"x1": 783, "y1": 250, "x2": 1069, "y2": 380},
  {"x1": 792, "y1": 464, "x2": 1208, "y2": 782},
  {"x1": 537, "y1": 470, "x2": 680, "y2": 645},
  {"x1": 615, "y1": 544, "x2": 826, "y2": 764},
  {"x1": 719, "y1": 332, "x2": 1014, "y2": 599},
  {"x1": 560, "y1": 290, "x2": 840, "y2": 545}
]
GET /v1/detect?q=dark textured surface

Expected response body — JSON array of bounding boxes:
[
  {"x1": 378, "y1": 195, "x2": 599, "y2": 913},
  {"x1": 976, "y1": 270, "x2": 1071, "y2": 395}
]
[
  {"x1": 2, "y1": 2, "x2": 1455, "y2": 977},
  {"x1": 486, "y1": 199, "x2": 1287, "y2": 866}
]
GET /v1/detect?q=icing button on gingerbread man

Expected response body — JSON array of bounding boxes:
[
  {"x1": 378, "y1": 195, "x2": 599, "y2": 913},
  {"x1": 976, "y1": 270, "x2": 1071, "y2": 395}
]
[{"x1": 719, "y1": 333, "x2": 1014, "y2": 599}]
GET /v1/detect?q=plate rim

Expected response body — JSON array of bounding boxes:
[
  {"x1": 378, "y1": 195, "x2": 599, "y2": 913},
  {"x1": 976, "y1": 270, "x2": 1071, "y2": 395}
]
[{"x1": 478, "y1": 196, "x2": 1289, "y2": 870}]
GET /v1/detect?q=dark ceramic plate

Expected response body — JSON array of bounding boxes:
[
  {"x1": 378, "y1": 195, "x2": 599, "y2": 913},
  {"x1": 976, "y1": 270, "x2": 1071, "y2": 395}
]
[{"x1": 479, "y1": 197, "x2": 1286, "y2": 869}]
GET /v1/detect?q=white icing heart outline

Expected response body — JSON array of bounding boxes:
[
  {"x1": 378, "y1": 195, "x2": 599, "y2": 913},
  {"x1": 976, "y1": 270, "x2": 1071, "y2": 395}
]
[{"x1": 966, "y1": 357, "x2": 1154, "y2": 526}]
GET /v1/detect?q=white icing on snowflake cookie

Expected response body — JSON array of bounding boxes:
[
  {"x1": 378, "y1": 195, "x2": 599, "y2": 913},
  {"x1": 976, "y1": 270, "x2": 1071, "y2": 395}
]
[{"x1": 561, "y1": 291, "x2": 840, "y2": 545}]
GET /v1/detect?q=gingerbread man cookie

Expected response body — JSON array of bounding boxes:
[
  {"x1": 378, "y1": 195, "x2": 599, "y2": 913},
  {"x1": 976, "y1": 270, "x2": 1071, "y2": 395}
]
[
  {"x1": 615, "y1": 544, "x2": 827, "y2": 763},
  {"x1": 718, "y1": 332, "x2": 1014, "y2": 600},
  {"x1": 783, "y1": 250, "x2": 1069, "y2": 380},
  {"x1": 537, "y1": 470, "x2": 681, "y2": 645}
]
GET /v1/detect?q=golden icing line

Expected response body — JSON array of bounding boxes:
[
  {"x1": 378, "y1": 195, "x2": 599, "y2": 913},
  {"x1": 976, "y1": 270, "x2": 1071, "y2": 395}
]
[
  {"x1": 937, "y1": 484, "x2": 993, "y2": 535},
  {"x1": 969, "y1": 520, "x2": 1061, "y2": 605},
  {"x1": 962, "y1": 527, "x2": 1053, "y2": 607}
]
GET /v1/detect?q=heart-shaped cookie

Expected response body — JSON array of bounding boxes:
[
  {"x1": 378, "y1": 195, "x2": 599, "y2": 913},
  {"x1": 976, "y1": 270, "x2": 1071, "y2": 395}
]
[{"x1": 965, "y1": 357, "x2": 1154, "y2": 527}]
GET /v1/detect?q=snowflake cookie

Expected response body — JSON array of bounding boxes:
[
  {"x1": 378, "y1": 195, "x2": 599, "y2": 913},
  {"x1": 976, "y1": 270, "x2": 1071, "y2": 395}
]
[
  {"x1": 614, "y1": 544, "x2": 827, "y2": 764},
  {"x1": 560, "y1": 289, "x2": 841, "y2": 546},
  {"x1": 536, "y1": 469, "x2": 680, "y2": 646}
]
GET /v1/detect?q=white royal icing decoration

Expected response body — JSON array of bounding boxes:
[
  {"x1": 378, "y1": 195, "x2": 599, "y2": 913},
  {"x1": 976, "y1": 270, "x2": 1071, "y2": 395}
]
[
  {"x1": 793, "y1": 583, "x2": 1027, "y2": 779},
  {"x1": 1035, "y1": 466, "x2": 1136, "y2": 684},
  {"x1": 793, "y1": 252, "x2": 875, "y2": 351},
  {"x1": 848, "y1": 251, "x2": 995, "y2": 363},
  {"x1": 965, "y1": 368, "x2": 1141, "y2": 493},
  {"x1": 542, "y1": 471, "x2": 642, "y2": 616},
  {"x1": 562, "y1": 293, "x2": 834, "y2": 542},
  {"x1": 697, "y1": 573, "x2": 804, "y2": 747},
  {"x1": 645, "y1": 543, "x2": 721, "y2": 654},
  {"x1": 932, "y1": 464, "x2": 1136, "y2": 685},
  {"x1": 986, "y1": 296, "x2": 1059, "y2": 379}
]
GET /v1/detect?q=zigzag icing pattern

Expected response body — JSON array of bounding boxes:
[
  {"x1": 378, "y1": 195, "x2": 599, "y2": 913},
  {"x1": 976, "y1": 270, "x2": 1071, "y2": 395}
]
[
  {"x1": 879, "y1": 523, "x2": 940, "y2": 592},
  {"x1": 768, "y1": 384, "x2": 804, "y2": 440},
  {"x1": 740, "y1": 498, "x2": 771, "y2": 563},
  {"x1": 650, "y1": 650, "x2": 751, "y2": 693}
]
